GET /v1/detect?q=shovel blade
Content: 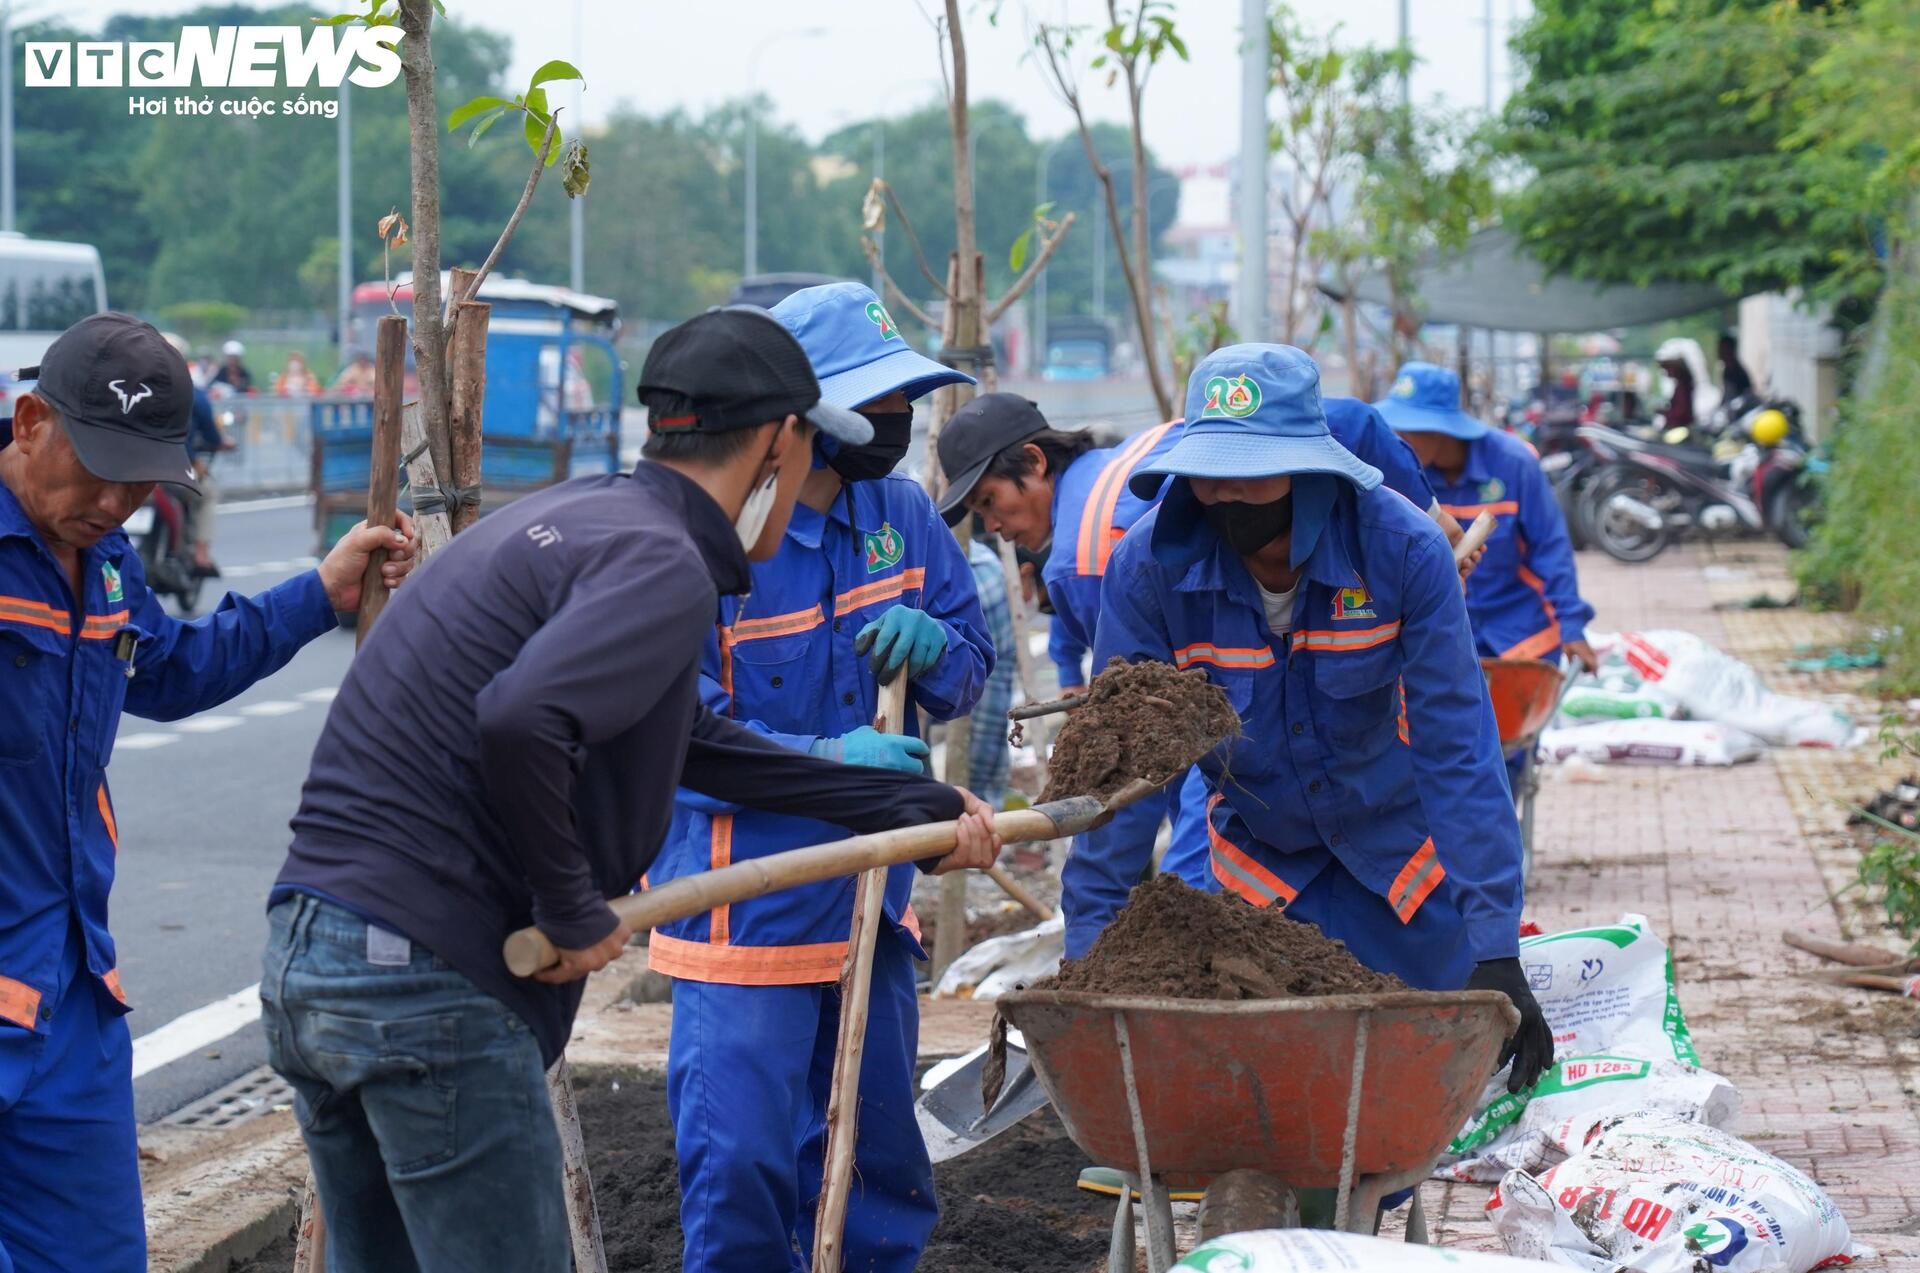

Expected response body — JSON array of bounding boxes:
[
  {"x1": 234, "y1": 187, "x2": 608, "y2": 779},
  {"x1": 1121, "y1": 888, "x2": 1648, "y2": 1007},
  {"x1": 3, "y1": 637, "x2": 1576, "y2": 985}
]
[{"x1": 916, "y1": 1039, "x2": 1050, "y2": 1163}]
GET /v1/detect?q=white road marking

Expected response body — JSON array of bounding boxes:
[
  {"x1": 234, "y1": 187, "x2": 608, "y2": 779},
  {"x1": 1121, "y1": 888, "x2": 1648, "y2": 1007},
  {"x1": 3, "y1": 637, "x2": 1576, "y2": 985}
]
[
  {"x1": 297, "y1": 688, "x2": 338, "y2": 704},
  {"x1": 173, "y1": 716, "x2": 243, "y2": 734},
  {"x1": 130, "y1": 983, "x2": 262, "y2": 1080},
  {"x1": 239, "y1": 701, "x2": 304, "y2": 717},
  {"x1": 114, "y1": 733, "x2": 180, "y2": 752},
  {"x1": 219, "y1": 494, "x2": 313, "y2": 514}
]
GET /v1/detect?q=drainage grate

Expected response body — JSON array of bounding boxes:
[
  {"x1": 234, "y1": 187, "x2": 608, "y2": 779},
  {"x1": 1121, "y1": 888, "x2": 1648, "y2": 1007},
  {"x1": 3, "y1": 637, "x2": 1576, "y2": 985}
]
[{"x1": 161, "y1": 1064, "x2": 296, "y2": 1130}]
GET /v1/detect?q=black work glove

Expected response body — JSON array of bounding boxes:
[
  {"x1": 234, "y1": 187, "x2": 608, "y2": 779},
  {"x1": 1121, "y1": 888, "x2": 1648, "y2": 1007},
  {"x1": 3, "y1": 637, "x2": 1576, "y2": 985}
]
[{"x1": 1467, "y1": 957, "x2": 1554, "y2": 1093}]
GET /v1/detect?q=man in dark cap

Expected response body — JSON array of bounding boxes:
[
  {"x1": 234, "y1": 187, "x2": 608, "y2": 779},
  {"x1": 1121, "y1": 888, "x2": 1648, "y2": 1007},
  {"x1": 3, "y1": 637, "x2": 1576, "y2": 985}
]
[
  {"x1": 262, "y1": 306, "x2": 1001, "y2": 1273},
  {"x1": 0, "y1": 312, "x2": 417, "y2": 1272}
]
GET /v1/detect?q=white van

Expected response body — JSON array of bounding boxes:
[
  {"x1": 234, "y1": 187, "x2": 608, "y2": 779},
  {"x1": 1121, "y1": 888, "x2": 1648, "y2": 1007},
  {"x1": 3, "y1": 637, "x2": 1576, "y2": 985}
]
[{"x1": 0, "y1": 232, "x2": 107, "y2": 375}]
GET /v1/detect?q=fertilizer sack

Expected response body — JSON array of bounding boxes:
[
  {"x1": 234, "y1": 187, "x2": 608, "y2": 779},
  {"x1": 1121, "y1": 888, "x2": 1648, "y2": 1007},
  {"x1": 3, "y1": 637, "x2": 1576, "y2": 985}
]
[
  {"x1": 1558, "y1": 685, "x2": 1681, "y2": 723},
  {"x1": 1540, "y1": 719, "x2": 1764, "y2": 767},
  {"x1": 1519, "y1": 916, "x2": 1699, "y2": 1063},
  {"x1": 1610, "y1": 630, "x2": 1856, "y2": 749},
  {"x1": 1439, "y1": 1054, "x2": 1739, "y2": 1183},
  {"x1": 1176, "y1": 1229, "x2": 1564, "y2": 1271},
  {"x1": 931, "y1": 914, "x2": 1063, "y2": 1001},
  {"x1": 1487, "y1": 1111, "x2": 1858, "y2": 1273}
]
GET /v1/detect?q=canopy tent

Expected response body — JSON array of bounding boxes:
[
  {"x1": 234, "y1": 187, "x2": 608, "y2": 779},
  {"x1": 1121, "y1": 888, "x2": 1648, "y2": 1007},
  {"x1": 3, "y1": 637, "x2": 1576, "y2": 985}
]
[{"x1": 1319, "y1": 227, "x2": 1734, "y2": 333}]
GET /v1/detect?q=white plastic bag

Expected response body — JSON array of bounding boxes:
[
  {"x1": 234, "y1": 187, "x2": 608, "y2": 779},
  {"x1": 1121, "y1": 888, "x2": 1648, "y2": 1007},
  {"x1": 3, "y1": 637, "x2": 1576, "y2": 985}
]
[
  {"x1": 1440, "y1": 1055, "x2": 1739, "y2": 1183},
  {"x1": 931, "y1": 914, "x2": 1063, "y2": 1000},
  {"x1": 1176, "y1": 1229, "x2": 1563, "y2": 1270},
  {"x1": 1618, "y1": 630, "x2": 1855, "y2": 749},
  {"x1": 1487, "y1": 1111, "x2": 1858, "y2": 1273},
  {"x1": 1540, "y1": 720, "x2": 1764, "y2": 767}
]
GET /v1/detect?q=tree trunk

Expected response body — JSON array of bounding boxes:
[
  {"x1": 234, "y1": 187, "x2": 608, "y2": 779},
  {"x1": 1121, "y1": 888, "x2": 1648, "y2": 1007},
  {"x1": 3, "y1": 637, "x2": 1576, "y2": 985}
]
[
  {"x1": 398, "y1": 0, "x2": 453, "y2": 485},
  {"x1": 1120, "y1": 65, "x2": 1175, "y2": 420}
]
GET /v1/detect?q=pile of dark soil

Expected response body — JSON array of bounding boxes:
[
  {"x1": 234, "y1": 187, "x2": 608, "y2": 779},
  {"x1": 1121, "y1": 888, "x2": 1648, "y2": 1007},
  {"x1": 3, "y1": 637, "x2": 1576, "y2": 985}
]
[
  {"x1": 1851, "y1": 776, "x2": 1920, "y2": 832},
  {"x1": 1037, "y1": 875, "x2": 1406, "y2": 1001},
  {"x1": 229, "y1": 1069, "x2": 1107, "y2": 1273},
  {"x1": 1040, "y1": 658, "x2": 1240, "y2": 803}
]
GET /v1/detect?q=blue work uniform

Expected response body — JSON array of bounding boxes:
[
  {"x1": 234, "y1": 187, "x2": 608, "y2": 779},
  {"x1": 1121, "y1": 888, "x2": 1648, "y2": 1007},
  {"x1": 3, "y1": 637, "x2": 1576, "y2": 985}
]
[
  {"x1": 652, "y1": 473, "x2": 991, "y2": 1273},
  {"x1": 1425, "y1": 429, "x2": 1592, "y2": 663},
  {"x1": 1044, "y1": 404, "x2": 1439, "y2": 889},
  {"x1": 0, "y1": 461, "x2": 335, "y2": 1272},
  {"x1": 1060, "y1": 479, "x2": 1524, "y2": 990}
]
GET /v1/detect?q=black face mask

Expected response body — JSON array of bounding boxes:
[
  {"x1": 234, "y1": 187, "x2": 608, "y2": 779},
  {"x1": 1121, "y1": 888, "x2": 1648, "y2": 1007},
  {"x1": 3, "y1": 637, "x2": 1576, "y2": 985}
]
[
  {"x1": 1203, "y1": 494, "x2": 1294, "y2": 555},
  {"x1": 827, "y1": 408, "x2": 913, "y2": 483}
]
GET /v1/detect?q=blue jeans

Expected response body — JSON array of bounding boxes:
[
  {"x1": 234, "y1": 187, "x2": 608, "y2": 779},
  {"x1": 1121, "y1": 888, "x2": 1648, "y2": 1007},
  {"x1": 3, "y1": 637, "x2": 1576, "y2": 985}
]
[{"x1": 261, "y1": 895, "x2": 569, "y2": 1273}]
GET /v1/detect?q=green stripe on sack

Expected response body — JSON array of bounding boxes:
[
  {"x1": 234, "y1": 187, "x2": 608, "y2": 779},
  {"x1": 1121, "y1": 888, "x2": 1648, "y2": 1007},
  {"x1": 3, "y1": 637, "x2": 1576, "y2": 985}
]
[
  {"x1": 1520, "y1": 923, "x2": 1642, "y2": 950},
  {"x1": 1663, "y1": 948, "x2": 1700, "y2": 1064},
  {"x1": 1447, "y1": 1055, "x2": 1656, "y2": 1153}
]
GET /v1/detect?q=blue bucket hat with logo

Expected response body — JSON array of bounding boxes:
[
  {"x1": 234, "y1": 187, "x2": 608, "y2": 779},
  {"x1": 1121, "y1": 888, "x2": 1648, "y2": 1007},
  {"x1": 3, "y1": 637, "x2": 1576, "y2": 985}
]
[
  {"x1": 1373, "y1": 361, "x2": 1489, "y2": 440},
  {"x1": 1128, "y1": 343, "x2": 1382, "y2": 497},
  {"x1": 770, "y1": 282, "x2": 974, "y2": 410}
]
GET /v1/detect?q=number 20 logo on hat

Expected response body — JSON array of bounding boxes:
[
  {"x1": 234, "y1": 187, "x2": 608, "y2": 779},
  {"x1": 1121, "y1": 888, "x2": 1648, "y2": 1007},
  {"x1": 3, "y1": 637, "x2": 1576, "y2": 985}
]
[
  {"x1": 864, "y1": 300, "x2": 901, "y2": 342},
  {"x1": 1201, "y1": 373, "x2": 1262, "y2": 419}
]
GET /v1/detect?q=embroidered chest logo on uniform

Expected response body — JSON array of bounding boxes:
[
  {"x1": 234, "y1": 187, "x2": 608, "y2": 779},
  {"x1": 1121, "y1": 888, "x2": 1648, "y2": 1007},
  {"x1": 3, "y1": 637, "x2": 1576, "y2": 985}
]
[
  {"x1": 1478, "y1": 477, "x2": 1506, "y2": 502},
  {"x1": 1201, "y1": 373, "x2": 1262, "y2": 418},
  {"x1": 1333, "y1": 585, "x2": 1375, "y2": 620},
  {"x1": 864, "y1": 523, "x2": 904, "y2": 572},
  {"x1": 864, "y1": 300, "x2": 901, "y2": 342},
  {"x1": 101, "y1": 561, "x2": 123, "y2": 604}
]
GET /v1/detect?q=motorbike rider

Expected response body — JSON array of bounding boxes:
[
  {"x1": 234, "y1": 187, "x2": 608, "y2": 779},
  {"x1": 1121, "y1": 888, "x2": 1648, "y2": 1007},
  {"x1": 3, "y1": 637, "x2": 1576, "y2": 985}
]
[
  {"x1": 1718, "y1": 332, "x2": 1754, "y2": 402},
  {"x1": 162, "y1": 335, "x2": 231, "y2": 579}
]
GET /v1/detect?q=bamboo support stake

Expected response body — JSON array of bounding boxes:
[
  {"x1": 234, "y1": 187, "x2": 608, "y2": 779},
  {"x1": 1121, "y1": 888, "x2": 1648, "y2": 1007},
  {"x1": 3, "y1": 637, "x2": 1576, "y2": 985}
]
[
  {"x1": 548, "y1": 1056, "x2": 610, "y2": 1273},
  {"x1": 400, "y1": 403, "x2": 451, "y2": 559},
  {"x1": 448, "y1": 296, "x2": 489, "y2": 535},
  {"x1": 812, "y1": 677, "x2": 912, "y2": 1273},
  {"x1": 354, "y1": 316, "x2": 408, "y2": 643}
]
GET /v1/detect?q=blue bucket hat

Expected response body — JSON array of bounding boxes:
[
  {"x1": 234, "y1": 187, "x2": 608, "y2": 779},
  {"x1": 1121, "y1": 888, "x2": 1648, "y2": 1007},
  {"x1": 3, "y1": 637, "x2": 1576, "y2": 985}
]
[
  {"x1": 1373, "y1": 361, "x2": 1489, "y2": 439},
  {"x1": 1128, "y1": 344, "x2": 1382, "y2": 498},
  {"x1": 770, "y1": 282, "x2": 975, "y2": 410}
]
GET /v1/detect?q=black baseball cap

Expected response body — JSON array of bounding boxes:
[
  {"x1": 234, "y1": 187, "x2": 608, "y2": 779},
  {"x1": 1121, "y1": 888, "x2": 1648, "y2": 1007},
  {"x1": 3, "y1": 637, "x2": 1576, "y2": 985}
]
[
  {"x1": 20, "y1": 312, "x2": 201, "y2": 492},
  {"x1": 935, "y1": 392, "x2": 1050, "y2": 525},
  {"x1": 637, "y1": 305, "x2": 871, "y2": 446}
]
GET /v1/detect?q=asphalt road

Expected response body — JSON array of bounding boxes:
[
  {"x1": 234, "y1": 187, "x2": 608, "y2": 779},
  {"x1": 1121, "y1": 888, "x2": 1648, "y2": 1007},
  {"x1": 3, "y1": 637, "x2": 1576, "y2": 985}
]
[{"x1": 111, "y1": 497, "x2": 345, "y2": 1122}]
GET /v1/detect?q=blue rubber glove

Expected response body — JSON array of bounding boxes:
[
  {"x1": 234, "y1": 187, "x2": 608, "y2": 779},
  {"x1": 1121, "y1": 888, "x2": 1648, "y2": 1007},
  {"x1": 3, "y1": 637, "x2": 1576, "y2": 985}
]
[
  {"x1": 854, "y1": 605, "x2": 949, "y2": 684},
  {"x1": 809, "y1": 726, "x2": 930, "y2": 774}
]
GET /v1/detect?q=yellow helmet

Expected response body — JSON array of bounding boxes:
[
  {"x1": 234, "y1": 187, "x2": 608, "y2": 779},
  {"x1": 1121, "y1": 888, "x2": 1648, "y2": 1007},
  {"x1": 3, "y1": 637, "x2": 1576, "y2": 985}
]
[{"x1": 1750, "y1": 408, "x2": 1790, "y2": 448}]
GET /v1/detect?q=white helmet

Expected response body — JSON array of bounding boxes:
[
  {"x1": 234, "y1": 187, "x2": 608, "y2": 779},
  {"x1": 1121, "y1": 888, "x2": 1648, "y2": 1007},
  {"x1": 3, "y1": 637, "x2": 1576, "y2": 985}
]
[{"x1": 222, "y1": 339, "x2": 245, "y2": 357}]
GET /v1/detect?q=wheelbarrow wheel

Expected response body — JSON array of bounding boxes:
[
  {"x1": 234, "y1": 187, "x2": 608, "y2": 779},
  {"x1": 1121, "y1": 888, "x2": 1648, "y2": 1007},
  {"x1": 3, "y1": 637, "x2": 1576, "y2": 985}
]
[{"x1": 1198, "y1": 1170, "x2": 1297, "y2": 1241}]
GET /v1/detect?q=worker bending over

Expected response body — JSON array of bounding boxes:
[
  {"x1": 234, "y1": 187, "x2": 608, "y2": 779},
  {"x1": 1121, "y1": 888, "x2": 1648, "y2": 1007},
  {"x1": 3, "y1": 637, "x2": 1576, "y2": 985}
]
[
  {"x1": 1062, "y1": 344, "x2": 1553, "y2": 1094},
  {"x1": 264, "y1": 307, "x2": 999, "y2": 1273},
  {"x1": 649, "y1": 284, "x2": 993, "y2": 1273}
]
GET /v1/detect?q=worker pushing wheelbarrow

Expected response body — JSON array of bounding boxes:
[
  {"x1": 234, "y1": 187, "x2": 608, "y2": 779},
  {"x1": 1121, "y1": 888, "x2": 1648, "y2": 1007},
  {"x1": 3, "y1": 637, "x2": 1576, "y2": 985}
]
[{"x1": 1482, "y1": 656, "x2": 1575, "y2": 878}]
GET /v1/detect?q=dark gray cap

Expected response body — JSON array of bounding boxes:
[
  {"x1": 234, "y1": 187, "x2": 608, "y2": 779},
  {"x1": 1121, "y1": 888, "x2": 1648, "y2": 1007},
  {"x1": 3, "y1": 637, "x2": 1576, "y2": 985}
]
[
  {"x1": 21, "y1": 312, "x2": 200, "y2": 492},
  {"x1": 935, "y1": 392, "x2": 1050, "y2": 525}
]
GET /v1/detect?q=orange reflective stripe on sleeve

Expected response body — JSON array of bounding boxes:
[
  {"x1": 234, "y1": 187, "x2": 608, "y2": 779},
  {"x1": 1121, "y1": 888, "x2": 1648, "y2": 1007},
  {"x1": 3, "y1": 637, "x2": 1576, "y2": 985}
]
[
  {"x1": 1501, "y1": 565, "x2": 1561, "y2": 661},
  {"x1": 1396, "y1": 678, "x2": 1409, "y2": 745},
  {"x1": 645, "y1": 932, "x2": 851, "y2": 985},
  {"x1": 834, "y1": 567, "x2": 927, "y2": 615},
  {"x1": 0, "y1": 975, "x2": 41, "y2": 1030},
  {"x1": 1290, "y1": 621, "x2": 1402, "y2": 653},
  {"x1": 1077, "y1": 424, "x2": 1173, "y2": 576},
  {"x1": 101, "y1": 968, "x2": 128, "y2": 1005},
  {"x1": 97, "y1": 783, "x2": 118, "y2": 852},
  {"x1": 707, "y1": 815, "x2": 732, "y2": 946},
  {"x1": 1439, "y1": 501, "x2": 1519, "y2": 520},
  {"x1": 80, "y1": 610, "x2": 131, "y2": 640},
  {"x1": 0, "y1": 595, "x2": 70, "y2": 636},
  {"x1": 1205, "y1": 795, "x2": 1298, "y2": 908},
  {"x1": 1388, "y1": 837, "x2": 1445, "y2": 923},
  {"x1": 1173, "y1": 642, "x2": 1275, "y2": 671}
]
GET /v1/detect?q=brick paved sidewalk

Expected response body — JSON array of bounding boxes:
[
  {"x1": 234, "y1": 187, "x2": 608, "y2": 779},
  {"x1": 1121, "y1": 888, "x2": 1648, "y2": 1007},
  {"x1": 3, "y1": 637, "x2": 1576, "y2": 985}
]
[{"x1": 1414, "y1": 543, "x2": 1920, "y2": 1267}]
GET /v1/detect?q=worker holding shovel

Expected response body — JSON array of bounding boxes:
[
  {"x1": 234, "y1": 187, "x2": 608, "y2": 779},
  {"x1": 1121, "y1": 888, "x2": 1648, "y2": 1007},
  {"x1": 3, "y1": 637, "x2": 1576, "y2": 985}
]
[
  {"x1": 643, "y1": 283, "x2": 994, "y2": 1273},
  {"x1": 1063, "y1": 343, "x2": 1555, "y2": 1095},
  {"x1": 934, "y1": 389, "x2": 1449, "y2": 893},
  {"x1": 262, "y1": 307, "x2": 1000, "y2": 1273}
]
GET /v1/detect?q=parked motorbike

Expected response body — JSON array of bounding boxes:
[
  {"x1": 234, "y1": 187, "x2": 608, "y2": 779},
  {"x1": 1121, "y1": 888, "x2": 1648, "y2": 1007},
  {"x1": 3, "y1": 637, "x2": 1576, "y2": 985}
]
[
  {"x1": 1530, "y1": 403, "x2": 1602, "y2": 550},
  {"x1": 124, "y1": 486, "x2": 204, "y2": 614}
]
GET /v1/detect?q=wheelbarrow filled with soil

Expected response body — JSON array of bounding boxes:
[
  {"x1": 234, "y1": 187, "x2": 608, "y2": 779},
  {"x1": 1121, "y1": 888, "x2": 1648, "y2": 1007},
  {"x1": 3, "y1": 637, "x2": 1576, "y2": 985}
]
[
  {"x1": 1481, "y1": 656, "x2": 1571, "y2": 877},
  {"x1": 994, "y1": 879, "x2": 1517, "y2": 1273}
]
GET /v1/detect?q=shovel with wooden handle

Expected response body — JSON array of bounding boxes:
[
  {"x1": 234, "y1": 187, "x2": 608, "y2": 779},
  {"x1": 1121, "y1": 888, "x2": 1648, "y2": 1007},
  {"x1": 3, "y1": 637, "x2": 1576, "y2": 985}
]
[
  {"x1": 1454, "y1": 509, "x2": 1498, "y2": 566},
  {"x1": 502, "y1": 776, "x2": 1162, "y2": 979}
]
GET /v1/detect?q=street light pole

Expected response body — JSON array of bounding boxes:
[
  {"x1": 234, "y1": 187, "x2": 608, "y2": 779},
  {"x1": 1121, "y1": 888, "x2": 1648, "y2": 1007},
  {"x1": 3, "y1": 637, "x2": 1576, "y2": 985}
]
[
  {"x1": 337, "y1": 82, "x2": 351, "y2": 351},
  {"x1": 3, "y1": 2, "x2": 14, "y2": 234},
  {"x1": 1033, "y1": 138, "x2": 1067, "y2": 375},
  {"x1": 745, "y1": 27, "x2": 825, "y2": 279},
  {"x1": 1236, "y1": 0, "x2": 1267, "y2": 343},
  {"x1": 1398, "y1": 0, "x2": 1411, "y2": 108},
  {"x1": 871, "y1": 121, "x2": 885, "y2": 298}
]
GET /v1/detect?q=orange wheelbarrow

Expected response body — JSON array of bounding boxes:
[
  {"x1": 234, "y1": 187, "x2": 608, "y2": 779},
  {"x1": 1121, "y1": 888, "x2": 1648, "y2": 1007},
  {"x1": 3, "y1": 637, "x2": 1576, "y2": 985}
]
[
  {"x1": 996, "y1": 989, "x2": 1517, "y2": 1272},
  {"x1": 1481, "y1": 657, "x2": 1572, "y2": 879}
]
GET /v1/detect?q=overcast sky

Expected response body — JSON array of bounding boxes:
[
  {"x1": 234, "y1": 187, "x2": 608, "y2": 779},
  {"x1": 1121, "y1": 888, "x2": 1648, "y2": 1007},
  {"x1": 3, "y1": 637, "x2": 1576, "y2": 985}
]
[{"x1": 48, "y1": 0, "x2": 1534, "y2": 168}]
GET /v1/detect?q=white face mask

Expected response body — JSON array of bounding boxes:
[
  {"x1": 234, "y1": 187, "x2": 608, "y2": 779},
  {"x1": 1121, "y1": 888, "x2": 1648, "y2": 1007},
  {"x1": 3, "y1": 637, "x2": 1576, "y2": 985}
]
[{"x1": 734, "y1": 468, "x2": 779, "y2": 551}]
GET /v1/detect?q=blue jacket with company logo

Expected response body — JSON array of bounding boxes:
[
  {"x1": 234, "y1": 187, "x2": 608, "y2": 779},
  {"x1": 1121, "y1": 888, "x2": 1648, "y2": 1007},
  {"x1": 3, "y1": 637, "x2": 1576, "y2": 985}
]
[
  {"x1": 0, "y1": 456, "x2": 334, "y2": 1037},
  {"x1": 1059, "y1": 477, "x2": 1523, "y2": 967},
  {"x1": 1042, "y1": 402, "x2": 1434, "y2": 688},
  {"x1": 1426, "y1": 429, "x2": 1591, "y2": 661},
  {"x1": 650, "y1": 473, "x2": 992, "y2": 984}
]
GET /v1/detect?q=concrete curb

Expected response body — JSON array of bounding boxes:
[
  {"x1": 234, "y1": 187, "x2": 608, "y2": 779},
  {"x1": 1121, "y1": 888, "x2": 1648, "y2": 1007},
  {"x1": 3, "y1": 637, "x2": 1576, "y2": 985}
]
[{"x1": 144, "y1": 1117, "x2": 307, "y2": 1273}]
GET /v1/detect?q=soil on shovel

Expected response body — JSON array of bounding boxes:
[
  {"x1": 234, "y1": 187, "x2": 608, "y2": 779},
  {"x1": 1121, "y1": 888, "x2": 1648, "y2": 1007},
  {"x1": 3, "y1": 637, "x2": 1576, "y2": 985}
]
[
  {"x1": 1038, "y1": 874, "x2": 1406, "y2": 1001},
  {"x1": 1039, "y1": 658, "x2": 1240, "y2": 804},
  {"x1": 228, "y1": 1069, "x2": 1108, "y2": 1273}
]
